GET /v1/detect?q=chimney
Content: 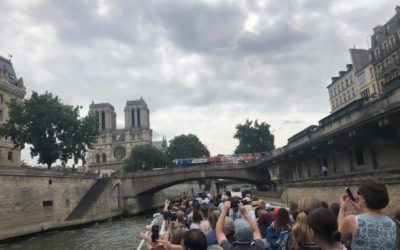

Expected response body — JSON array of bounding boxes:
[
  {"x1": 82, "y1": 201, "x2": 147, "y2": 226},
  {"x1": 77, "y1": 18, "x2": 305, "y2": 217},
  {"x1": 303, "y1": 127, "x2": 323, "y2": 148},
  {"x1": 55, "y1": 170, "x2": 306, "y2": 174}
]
[
  {"x1": 346, "y1": 64, "x2": 353, "y2": 71},
  {"x1": 396, "y1": 6, "x2": 400, "y2": 14}
]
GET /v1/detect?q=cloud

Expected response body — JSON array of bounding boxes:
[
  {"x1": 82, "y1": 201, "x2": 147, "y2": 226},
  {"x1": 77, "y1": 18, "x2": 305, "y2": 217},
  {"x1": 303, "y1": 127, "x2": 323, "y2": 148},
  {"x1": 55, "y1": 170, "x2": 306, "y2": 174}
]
[{"x1": 0, "y1": 0, "x2": 396, "y2": 165}]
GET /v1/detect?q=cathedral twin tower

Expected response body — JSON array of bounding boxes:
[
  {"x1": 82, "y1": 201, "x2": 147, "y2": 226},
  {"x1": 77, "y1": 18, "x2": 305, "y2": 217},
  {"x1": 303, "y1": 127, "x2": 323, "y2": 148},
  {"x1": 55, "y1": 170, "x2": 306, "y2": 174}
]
[{"x1": 87, "y1": 98, "x2": 152, "y2": 173}]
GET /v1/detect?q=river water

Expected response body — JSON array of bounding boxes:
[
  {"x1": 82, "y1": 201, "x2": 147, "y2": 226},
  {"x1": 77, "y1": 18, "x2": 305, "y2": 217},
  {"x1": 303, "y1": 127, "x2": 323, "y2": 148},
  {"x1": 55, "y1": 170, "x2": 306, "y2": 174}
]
[{"x1": 0, "y1": 214, "x2": 154, "y2": 250}]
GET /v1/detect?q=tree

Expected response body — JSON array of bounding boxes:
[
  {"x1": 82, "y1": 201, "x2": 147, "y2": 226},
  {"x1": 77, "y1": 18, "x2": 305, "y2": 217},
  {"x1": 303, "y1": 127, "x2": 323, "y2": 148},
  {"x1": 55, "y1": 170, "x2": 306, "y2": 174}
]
[
  {"x1": 124, "y1": 144, "x2": 168, "y2": 172},
  {"x1": 233, "y1": 119, "x2": 275, "y2": 154},
  {"x1": 167, "y1": 134, "x2": 210, "y2": 160},
  {"x1": 0, "y1": 91, "x2": 99, "y2": 168}
]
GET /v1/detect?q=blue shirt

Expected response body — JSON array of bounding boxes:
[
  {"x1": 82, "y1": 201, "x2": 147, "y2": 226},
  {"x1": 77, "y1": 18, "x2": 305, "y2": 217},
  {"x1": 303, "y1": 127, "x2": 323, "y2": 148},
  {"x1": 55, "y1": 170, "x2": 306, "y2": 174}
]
[
  {"x1": 206, "y1": 229, "x2": 217, "y2": 246},
  {"x1": 351, "y1": 214, "x2": 396, "y2": 250}
]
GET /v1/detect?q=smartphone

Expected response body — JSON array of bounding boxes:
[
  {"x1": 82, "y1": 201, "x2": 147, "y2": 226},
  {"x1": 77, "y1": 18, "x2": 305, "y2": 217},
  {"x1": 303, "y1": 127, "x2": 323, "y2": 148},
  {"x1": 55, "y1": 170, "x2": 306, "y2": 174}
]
[{"x1": 345, "y1": 187, "x2": 356, "y2": 202}]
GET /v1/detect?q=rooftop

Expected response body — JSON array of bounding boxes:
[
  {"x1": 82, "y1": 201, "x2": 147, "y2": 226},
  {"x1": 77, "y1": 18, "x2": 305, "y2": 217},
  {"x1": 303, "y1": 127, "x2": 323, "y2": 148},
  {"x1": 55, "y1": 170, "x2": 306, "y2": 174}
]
[
  {"x1": 126, "y1": 97, "x2": 148, "y2": 108},
  {"x1": 89, "y1": 102, "x2": 115, "y2": 110},
  {"x1": 0, "y1": 55, "x2": 24, "y2": 88}
]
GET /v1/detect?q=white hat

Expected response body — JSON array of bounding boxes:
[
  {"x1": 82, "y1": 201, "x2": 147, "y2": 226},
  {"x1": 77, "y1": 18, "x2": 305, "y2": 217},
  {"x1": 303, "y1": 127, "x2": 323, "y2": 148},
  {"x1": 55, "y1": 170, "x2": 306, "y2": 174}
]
[{"x1": 242, "y1": 197, "x2": 251, "y2": 202}]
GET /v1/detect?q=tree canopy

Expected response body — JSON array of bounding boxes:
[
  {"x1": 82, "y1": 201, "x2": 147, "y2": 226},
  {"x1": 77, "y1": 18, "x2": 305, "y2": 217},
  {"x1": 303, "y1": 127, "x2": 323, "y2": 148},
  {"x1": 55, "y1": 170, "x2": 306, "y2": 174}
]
[
  {"x1": 233, "y1": 119, "x2": 275, "y2": 154},
  {"x1": 167, "y1": 134, "x2": 210, "y2": 160},
  {"x1": 0, "y1": 91, "x2": 99, "y2": 168},
  {"x1": 124, "y1": 144, "x2": 168, "y2": 172}
]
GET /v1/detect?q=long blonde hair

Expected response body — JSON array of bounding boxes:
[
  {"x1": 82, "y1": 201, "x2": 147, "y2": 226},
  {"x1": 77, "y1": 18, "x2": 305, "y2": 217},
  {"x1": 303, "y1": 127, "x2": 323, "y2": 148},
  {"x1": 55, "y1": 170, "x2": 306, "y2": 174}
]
[
  {"x1": 291, "y1": 197, "x2": 320, "y2": 250},
  {"x1": 298, "y1": 197, "x2": 320, "y2": 215},
  {"x1": 291, "y1": 212, "x2": 312, "y2": 250}
]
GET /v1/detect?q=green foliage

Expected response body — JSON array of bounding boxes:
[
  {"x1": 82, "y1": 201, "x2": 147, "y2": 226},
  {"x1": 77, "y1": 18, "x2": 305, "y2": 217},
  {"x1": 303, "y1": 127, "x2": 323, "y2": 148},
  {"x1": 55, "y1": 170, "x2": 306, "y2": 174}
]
[
  {"x1": 234, "y1": 119, "x2": 275, "y2": 154},
  {"x1": 124, "y1": 144, "x2": 168, "y2": 172},
  {"x1": 0, "y1": 91, "x2": 99, "y2": 168},
  {"x1": 167, "y1": 134, "x2": 210, "y2": 160}
]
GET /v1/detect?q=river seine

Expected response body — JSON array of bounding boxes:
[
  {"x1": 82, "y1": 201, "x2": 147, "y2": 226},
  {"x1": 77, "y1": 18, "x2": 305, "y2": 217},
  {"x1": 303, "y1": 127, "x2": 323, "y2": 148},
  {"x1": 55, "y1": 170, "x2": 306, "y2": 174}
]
[{"x1": 0, "y1": 214, "x2": 153, "y2": 250}]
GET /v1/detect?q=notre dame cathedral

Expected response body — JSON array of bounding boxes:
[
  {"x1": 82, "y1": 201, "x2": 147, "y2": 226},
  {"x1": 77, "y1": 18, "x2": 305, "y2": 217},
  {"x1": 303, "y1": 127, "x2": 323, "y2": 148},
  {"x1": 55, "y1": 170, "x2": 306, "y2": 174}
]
[{"x1": 87, "y1": 98, "x2": 153, "y2": 174}]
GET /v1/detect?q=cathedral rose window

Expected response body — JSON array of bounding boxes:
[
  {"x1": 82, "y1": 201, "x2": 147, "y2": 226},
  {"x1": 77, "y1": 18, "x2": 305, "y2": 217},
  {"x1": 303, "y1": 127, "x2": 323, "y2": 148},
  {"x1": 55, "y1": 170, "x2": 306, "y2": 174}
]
[{"x1": 114, "y1": 147, "x2": 126, "y2": 160}]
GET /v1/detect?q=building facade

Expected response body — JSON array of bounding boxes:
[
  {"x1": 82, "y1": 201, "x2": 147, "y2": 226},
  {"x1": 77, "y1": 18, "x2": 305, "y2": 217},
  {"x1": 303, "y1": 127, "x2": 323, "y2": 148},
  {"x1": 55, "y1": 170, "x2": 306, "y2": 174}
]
[
  {"x1": 327, "y1": 64, "x2": 358, "y2": 112},
  {"x1": 350, "y1": 48, "x2": 379, "y2": 98},
  {"x1": 87, "y1": 98, "x2": 152, "y2": 174},
  {"x1": 371, "y1": 6, "x2": 400, "y2": 94},
  {"x1": 0, "y1": 56, "x2": 26, "y2": 167},
  {"x1": 327, "y1": 49, "x2": 377, "y2": 113}
]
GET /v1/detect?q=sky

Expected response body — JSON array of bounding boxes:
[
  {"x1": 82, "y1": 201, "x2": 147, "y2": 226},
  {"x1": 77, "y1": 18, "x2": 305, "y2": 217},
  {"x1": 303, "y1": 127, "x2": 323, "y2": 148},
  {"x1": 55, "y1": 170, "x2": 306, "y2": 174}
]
[{"x1": 0, "y1": 0, "x2": 397, "y2": 165}]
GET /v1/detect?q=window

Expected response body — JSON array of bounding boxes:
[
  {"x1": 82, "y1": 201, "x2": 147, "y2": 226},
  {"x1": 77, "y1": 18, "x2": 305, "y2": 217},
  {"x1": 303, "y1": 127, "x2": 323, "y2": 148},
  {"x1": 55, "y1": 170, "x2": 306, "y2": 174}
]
[
  {"x1": 347, "y1": 90, "x2": 350, "y2": 99},
  {"x1": 357, "y1": 72, "x2": 366, "y2": 85},
  {"x1": 341, "y1": 82, "x2": 344, "y2": 91},
  {"x1": 7, "y1": 151, "x2": 12, "y2": 161},
  {"x1": 373, "y1": 84, "x2": 377, "y2": 94},
  {"x1": 101, "y1": 111, "x2": 105, "y2": 130},
  {"x1": 344, "y1": 92, "x2": 347, "y2": 101},
  {"x1": 383, "y1": 42, "x2": 388, "y2": 53},
  {"x1": 0, "y1": 94, "x2": 3, "y2": 104},
  {"x1": 137, "y1": 109, "x2": 141, "y2": 127},
  {"x1": 375, "y1": 48, "x2": 380, "y2": 58},
  {"x1": 102, "y1": 153, "x2": 107, "y2": 162},
  {"x1": 131, "y1": 109, "x2": 135, "y2": 128},
  {"x1": 96, "y1": 154, "x2": 100, "y2": 163},
  {"x1": 355, "y1": 147, "x2": 365, "y2": 165},
  {"x1": 0, "y1": 110, "x2": 3, "y2": 123},
  {"x1": 361, "y1": 88, "x2": 370, "y2": 97},
  {"x1": 345, "y1": 79, "x2": 349, "y2": 87},
  {"x1": 352, "y1": 88, "x2": 355, "y2": 97},
  {"x1": 369, "y1": 67, "x2": 374, "y2": 78},
  {"x1": 42, "y1": 200, "x2": 53, "y2": 207}
]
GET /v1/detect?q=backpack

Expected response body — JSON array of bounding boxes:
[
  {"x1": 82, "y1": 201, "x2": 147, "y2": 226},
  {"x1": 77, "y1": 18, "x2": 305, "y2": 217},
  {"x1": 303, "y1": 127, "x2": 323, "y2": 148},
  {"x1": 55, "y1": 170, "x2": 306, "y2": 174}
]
[{"x1": 266, "y1": 226, "x2": 291, "y2": 250}]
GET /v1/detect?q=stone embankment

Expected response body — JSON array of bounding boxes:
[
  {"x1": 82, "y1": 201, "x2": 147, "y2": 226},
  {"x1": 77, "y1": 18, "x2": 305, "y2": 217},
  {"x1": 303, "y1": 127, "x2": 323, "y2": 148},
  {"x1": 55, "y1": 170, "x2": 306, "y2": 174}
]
[{"x1": 0, "y1": 167, "x2": 201, "y2": 243}]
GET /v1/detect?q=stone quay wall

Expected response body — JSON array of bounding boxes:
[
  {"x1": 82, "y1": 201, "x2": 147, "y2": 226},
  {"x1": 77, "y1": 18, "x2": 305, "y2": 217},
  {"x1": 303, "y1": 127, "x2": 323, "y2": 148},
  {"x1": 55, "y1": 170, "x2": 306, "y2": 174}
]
[
  {"x1": 0, "y1": 167, "x2": 203, "y2": 242},
  {"x1": 0, "y1": 168, "x2": 122, "y2": 242}
]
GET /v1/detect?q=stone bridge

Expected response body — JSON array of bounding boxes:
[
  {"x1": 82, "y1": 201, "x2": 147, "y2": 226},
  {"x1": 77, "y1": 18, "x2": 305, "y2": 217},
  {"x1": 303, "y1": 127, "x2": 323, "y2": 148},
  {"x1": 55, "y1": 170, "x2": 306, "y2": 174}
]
[{"x1": 118, "y1": 160, "x2": 270, "y2": 197}]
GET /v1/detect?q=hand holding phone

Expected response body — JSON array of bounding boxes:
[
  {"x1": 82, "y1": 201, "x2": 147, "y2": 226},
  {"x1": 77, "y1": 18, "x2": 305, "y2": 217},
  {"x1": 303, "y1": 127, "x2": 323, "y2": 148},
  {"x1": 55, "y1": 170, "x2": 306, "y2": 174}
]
[{"x1": 345, "y1": 187, "x2": 356, "y2": 202}]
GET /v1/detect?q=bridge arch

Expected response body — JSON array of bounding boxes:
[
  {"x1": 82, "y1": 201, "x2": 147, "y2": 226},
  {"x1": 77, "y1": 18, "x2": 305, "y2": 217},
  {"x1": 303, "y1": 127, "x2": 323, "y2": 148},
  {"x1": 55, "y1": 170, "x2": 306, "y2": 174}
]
[{"x1": 119, "y1": 161, "x2": 271, "y2": 197}]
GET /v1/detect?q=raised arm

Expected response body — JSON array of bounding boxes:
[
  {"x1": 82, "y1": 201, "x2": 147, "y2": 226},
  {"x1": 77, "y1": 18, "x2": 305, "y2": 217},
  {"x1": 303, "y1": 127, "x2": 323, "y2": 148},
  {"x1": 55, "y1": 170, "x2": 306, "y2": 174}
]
[
  {"x1": 239, "y1": 203, "x2": 261, "y2": 240},
  {"x1": 338, "y1": 194, "x2": 358, "y2": 241},
  {"x1": 216, "y1": 201, "x2": 230, "y2": 244}
]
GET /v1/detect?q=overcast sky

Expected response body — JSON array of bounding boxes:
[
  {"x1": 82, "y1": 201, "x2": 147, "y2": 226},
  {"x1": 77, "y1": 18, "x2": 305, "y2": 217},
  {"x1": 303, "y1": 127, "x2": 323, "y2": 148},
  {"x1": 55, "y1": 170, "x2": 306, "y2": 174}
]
[{"x1": 0, "y1": 0, "x2": 396, "y2": 164}]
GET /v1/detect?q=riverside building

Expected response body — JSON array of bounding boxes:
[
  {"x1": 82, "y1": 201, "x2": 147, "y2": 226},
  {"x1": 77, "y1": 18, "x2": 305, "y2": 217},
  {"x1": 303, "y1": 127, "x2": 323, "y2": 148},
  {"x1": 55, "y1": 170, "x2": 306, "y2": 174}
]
[
  {"x1": 371, "y1": 6, "x2": 400, "y2": 94},
  {"x1": 0, "y1": 55, "x2": 26, "y2": 167},
  {"x1": 327, "y1": 49, "x2": 376, "y2": 113}
]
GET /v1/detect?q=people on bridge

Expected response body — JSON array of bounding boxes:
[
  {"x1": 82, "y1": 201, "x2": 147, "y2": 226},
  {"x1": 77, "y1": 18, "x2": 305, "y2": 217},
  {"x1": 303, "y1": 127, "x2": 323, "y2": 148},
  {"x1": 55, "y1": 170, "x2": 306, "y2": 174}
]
[{"x1": 321, "y1": 165, "x2": 328, "y2": 177}]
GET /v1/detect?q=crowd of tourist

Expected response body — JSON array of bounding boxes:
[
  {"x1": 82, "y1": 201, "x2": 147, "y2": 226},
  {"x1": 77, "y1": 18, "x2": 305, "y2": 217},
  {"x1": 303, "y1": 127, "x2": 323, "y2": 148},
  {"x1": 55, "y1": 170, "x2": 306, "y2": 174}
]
[{"x1": 139, "y1": 180, "x2": 399, "y2": 250}]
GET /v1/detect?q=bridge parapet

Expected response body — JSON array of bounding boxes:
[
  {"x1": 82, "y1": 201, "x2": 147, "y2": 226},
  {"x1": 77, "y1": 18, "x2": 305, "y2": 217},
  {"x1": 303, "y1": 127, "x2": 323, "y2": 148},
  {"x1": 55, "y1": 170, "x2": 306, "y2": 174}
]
[{"x1": 118, "y1": 159, "x2": 267, "y2": 179}]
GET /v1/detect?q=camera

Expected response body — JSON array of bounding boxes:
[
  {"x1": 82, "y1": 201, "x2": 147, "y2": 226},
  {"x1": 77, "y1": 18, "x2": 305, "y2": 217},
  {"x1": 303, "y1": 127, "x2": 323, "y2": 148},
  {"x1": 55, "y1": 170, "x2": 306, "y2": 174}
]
[{"x1": 231, "y1": 199, "x2": 239, "y2": 208}]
